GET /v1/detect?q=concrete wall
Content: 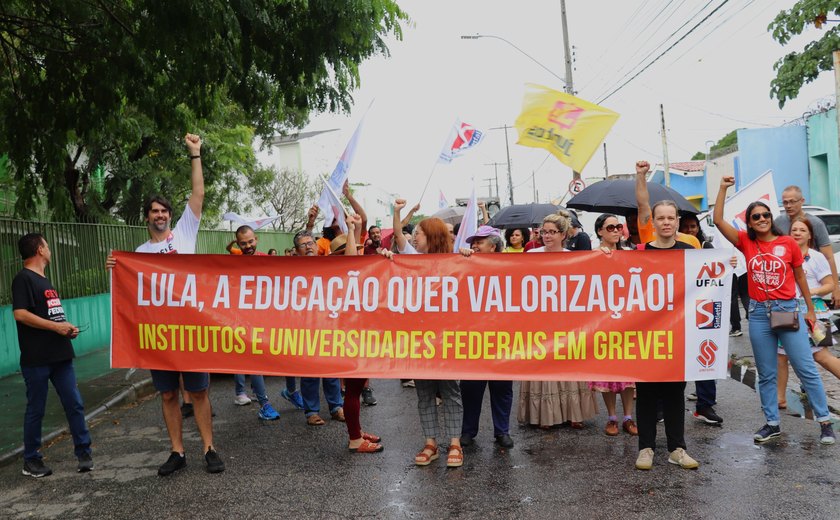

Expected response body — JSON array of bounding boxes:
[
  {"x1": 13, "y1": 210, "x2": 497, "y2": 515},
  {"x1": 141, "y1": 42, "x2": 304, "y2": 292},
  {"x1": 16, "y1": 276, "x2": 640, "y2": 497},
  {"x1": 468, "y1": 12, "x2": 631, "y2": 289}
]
[
  {"x1": 0, "y1": 294, "x2": 110, "y2": 377},
  {"x1": 705, "y1": 151, "x2": 738, "y2": 201},
  {"x1": 737, "y1": 127, "x2": 809, "y2": 204},
  {"x1": 805, "y1": 108, "x2": 840, "y2": 210},
  {"x1": 650, "y1": 169, "x2": 707, "y2": 210}
]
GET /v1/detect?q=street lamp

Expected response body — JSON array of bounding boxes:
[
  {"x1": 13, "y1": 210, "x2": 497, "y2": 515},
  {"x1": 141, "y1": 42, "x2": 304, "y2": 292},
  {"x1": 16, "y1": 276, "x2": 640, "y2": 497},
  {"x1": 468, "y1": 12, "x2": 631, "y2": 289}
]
[{"x1": 460, "y1": 34, "x2": 567, "y2": 86}]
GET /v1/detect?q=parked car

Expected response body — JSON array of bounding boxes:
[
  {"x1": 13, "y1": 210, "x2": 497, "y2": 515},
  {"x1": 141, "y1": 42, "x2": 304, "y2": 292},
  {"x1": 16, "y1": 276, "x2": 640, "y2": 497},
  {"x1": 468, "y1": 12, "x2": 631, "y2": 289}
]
[{"x1": 803, "y1": 209, "x2": 840, "y2": 254}]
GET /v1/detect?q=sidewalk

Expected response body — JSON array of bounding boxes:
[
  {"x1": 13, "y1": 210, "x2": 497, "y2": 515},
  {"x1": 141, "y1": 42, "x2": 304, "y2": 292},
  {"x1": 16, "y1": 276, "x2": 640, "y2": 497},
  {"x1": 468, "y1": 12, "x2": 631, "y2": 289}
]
[{"x1": 0, "y1": 349, "x2": 153, "y2": 462}]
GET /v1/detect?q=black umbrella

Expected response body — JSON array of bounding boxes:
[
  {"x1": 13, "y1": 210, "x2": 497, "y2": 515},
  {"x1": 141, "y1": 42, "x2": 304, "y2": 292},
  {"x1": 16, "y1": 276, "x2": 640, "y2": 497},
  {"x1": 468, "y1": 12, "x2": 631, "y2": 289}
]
[
  {"x1": 566, "y1": 179, "x2": 698, "y2": 216},
  {"x1": 486, "y1": 203, "x2": 564, "y2": 229}
]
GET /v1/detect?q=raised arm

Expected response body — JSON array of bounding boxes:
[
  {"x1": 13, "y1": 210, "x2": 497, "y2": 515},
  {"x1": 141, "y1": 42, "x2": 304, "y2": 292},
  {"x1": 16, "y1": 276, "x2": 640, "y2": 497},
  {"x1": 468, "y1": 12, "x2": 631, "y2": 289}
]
[
  {"x1": 712, "y1": 176, "x2": 739, "y2": 247},
  {"x1": 305, "y1": 204, "x2": 319, "y2": 233},
  {"x1": 634, "y1": 160, "x2": 652, "y2": 227},
  {"x1": 344, "y1": 214, "x2": 362, "y2": 256},
  {"x1": 478, "y1": 201, "x2": 490, "y2": 225},
  {"x1": 392, "y1": 199, "x2": 408, "y2": 251},
  {"x1": 185, "y1": 133, "x2": 204, "y2": 218},
  {"x1": 400, "y1": 202, "x2": 420, "y2": 229},
  {"x1": 343, "y1": 181, "x2": 366, "y2": 244}
]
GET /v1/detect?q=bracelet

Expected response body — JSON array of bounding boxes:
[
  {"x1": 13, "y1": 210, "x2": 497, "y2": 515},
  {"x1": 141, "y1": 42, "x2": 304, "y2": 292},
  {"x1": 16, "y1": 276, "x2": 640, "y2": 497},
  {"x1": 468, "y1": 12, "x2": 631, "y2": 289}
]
[{"x1": 189, "y1": 155, "x2": 201, "y2": 160}]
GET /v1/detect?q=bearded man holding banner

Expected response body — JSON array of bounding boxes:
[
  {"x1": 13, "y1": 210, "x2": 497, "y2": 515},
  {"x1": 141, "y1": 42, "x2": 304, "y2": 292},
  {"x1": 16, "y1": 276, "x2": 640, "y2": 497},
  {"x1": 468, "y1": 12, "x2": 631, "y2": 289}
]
[{"x1": 107, "y1": 134, "x2": 224, "y2": 476}]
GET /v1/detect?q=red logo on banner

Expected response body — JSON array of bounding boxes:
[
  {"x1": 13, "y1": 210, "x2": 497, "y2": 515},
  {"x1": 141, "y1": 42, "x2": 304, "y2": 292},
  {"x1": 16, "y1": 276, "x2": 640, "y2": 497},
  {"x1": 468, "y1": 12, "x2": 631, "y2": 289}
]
[
  {"x1": 695, "y1": 300, "x2": 722, "y2": 329},
  {"x1": 697, "y1": 339, "x2": 718, "y2": 368},
  {"x1": 696, "y1": 262, "x2": 726, "y2": 287}
]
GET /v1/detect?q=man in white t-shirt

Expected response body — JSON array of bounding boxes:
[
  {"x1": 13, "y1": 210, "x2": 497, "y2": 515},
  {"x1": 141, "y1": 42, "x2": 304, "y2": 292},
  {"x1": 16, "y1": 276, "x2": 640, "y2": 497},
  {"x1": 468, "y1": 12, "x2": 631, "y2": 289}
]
[{"x1": 107, "y1": 133, "x2": 223, "y2": 476}]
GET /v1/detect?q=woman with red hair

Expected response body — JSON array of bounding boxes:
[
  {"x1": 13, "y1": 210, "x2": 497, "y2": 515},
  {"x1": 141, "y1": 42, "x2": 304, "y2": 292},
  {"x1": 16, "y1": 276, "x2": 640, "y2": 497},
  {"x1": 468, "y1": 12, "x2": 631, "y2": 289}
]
[{"x1": 383, "y1": 199, "x2": 464, "y2": 468}]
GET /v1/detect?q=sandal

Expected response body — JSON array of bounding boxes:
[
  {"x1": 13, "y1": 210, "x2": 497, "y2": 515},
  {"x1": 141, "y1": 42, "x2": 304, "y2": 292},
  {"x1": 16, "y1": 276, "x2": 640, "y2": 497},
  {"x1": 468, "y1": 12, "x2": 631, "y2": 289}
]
[
  {"x1": 414, "y1": 444, "x2": 439, "y2": 466},
  {"x1": 306, "y1": 414, "x2": 326, "y2": 426},
  {"x1": 349, "y1": 438, "x2": 384, "y2": 453},
  {"x1": 446, "y1": 445, "x2": 463, "y2": 468},
  {"x1": 362, "y1": 432, "x2": 381, "y2": 443}
]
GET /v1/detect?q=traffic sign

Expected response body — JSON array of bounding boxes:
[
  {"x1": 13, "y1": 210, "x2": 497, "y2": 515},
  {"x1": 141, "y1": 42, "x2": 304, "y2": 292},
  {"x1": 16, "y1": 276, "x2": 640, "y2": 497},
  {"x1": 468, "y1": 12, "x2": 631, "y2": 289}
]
[{"x1": 568, "y1": 178, "x2": 586, "y2": 196}]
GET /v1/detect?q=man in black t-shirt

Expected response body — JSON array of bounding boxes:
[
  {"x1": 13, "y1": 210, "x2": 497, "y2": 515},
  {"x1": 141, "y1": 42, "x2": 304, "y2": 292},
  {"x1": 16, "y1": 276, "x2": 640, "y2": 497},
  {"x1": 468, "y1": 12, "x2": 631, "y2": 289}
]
[{"x1": 12, "y1": 233, "x2": 92, "y2": 478}]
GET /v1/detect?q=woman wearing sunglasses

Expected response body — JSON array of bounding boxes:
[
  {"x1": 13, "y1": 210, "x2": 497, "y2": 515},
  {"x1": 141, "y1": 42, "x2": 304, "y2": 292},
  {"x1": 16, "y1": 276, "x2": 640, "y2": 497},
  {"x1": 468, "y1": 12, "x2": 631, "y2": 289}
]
[
  {"x1": 518, "y1": 210, "x2": 598, "y2": 430},
  {"x1": 589, "y1": 214, "x2": 638, "y2": 437},
  {"x1": 713, "y1": 176, "x2": 835, "y2": 445}
]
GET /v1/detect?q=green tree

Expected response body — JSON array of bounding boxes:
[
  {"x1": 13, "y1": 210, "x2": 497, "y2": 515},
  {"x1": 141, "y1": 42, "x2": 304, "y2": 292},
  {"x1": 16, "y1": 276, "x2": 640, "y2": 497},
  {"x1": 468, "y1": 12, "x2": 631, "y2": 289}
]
[
  {"x1": 768, "y1": 0, "x2": 840, "y2": 108},
  {"x1": 691, "y1": 129, "x2": 741, "y2": 160},
  {"x1": 0, "y1": 0, "x2": 407, "y2": 222}
]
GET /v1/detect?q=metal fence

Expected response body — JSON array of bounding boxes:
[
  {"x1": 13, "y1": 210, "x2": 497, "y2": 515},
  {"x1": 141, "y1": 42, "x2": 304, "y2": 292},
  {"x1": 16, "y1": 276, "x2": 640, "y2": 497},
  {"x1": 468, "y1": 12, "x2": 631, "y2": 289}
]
[{"x1": 0, "y1": 219, "x2": 295, "y2": 305}]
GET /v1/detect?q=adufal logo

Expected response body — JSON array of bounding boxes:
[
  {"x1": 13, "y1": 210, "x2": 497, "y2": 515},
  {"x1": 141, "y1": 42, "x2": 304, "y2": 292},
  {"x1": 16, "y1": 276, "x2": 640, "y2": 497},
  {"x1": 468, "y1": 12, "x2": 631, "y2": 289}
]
[
  {"x1": 697, "y1": 339, "x2": 718, "y2": 369},
  {"x1": 696, "y1": 261, "x2": 726, "y2": 287},
  {"x1": 696, "y1": 300, "x2": 722, "y2": 329}
]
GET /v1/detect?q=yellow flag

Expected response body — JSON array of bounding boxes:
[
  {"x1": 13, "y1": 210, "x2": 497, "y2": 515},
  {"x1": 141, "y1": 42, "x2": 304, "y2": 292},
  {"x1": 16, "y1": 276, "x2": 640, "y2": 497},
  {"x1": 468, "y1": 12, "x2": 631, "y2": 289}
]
[{"x1": 514, "y1": 84, "x2": 619, "y2": 172}]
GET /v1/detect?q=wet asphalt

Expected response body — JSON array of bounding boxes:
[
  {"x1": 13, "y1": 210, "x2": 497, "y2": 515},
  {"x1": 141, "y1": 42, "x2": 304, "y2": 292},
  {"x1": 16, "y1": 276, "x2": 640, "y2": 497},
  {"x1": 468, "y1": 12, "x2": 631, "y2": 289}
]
[{"x1": 0, "y1": 363, "x2": 838, "y2": 520}]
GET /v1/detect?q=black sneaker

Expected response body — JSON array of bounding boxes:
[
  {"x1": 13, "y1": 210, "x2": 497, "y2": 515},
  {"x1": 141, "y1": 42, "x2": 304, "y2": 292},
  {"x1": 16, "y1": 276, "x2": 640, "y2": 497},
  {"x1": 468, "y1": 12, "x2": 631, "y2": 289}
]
[
  {"x1": 22, "y1": 458, "x2": 52, "y2": 478},
  {"x1": 180, "y1": 403, "x2": 194, "y2": 418},
  {"x1": 460, "y1": 435, "x2": 475, "y2": 447},
  {"x1": 205, "y1": 448, "x2": 225, "y2": 473},
  {"x1": 820, "y1": 422, "x2": 836, "y2": 445},
  {"x1": 77, "y1": 452, "x2": 94, "y2": 472},
  {"x1": 361, "y1": 387, "x2": 378, "y2": 406},
  {"x1": 158, "y1": 452, "x2": 186, "y2": 476},
  {"x1": 753, "y1": 424, "x2": 781, "y2": 443},
  {"x1": 693, "y1": 407, "x2": 723, "y2": 425}
]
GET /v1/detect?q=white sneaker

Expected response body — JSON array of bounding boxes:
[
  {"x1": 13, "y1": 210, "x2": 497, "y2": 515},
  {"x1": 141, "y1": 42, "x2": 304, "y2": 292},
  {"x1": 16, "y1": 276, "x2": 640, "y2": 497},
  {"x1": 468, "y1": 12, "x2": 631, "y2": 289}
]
[
  {"x1": 234, "y1": 393, "x2": 252, "y2": 406},
  {"x1": 635, "y1": 448, "x2": 654, "y2": 470},
  {"x1": 668, "y1": 448, "x2": 699, "y2": 469}
]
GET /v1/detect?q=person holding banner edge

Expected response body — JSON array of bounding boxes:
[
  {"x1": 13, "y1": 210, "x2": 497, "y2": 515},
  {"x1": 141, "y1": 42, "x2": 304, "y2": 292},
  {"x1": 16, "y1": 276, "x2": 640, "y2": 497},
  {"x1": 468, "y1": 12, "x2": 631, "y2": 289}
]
[
  {"x1": 382, "y1": 199, "x2": 464, "y2": 468},
  {"x1": 713, "y1": 176, "x2": 835, "y2": 445},
  {"x1": 107, "y1": 133, "x2": 225, "y2": 475}
]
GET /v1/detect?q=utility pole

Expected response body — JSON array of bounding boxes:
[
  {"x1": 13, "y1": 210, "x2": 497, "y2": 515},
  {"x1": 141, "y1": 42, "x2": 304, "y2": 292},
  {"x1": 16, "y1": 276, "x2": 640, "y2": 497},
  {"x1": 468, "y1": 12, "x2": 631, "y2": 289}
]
[
  {"x1": 483, "y1": 178, "x2": 495, "y2": 198},
  {"x1": 485, "y1": 162, "x2": 504, "y2": 199},
  {"x1": 490, "y1": 125, "x2": 515, "y2": 205},
  {"x1": 603, "y1": 142, "x2": 609, "y2": 177},
  {"x1": 532, "y1": 171, "x2": 537, "y2": 203},
  {"x1": 660, "y1": 103, "x2": 670, "y2": 188},
  {"x1": 560, "y1": 0, "x2": 580, "y2": 182}
]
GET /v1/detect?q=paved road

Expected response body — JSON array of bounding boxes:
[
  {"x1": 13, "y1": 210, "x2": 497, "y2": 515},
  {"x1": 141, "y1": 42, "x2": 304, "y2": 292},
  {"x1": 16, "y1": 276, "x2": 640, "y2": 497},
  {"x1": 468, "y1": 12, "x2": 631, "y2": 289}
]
[{"x1": 0, "y1": 372, "x2": 837, "y2": 519}]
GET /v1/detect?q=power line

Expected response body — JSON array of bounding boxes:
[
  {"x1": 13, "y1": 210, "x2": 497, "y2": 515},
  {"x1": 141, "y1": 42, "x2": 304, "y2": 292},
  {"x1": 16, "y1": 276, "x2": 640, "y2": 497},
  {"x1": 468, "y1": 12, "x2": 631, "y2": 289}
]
[
  {"x1": 597, "y1": 0, "x2": 732, "y2": 104},
  {"x1": 595, "y1": 0, "x2": 717, "y2": 101},
  {"x1": 665, "y1": 0, "x2": 757, "y2": 66}
]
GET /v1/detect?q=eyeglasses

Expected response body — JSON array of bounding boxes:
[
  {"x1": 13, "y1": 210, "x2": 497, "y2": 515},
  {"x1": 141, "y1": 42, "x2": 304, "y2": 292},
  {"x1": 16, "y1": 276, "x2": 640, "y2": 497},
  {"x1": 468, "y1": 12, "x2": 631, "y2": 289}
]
[
  {"x1": 750, "y1": 211, "x2": 772, "y2": 222},
  {"x1": 781, "y1": 198, "x2": 802, "y2": 207},
  {"x1": 603, "y1": 223, "x2": 624, "y2": 232},
  {"x1": 539, "y1": 229, "x2": 560, "y2": 236},
  {"x1": 296, "y1": 240, "x2": 316, "y2": 248}
]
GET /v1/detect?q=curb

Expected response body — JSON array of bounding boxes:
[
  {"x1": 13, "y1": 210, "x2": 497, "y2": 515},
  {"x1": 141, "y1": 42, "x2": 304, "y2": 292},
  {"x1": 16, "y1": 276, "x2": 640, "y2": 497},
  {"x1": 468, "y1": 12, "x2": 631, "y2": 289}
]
[{"x1": 0, "y1": 377, "x2": 155, "y2": 466}]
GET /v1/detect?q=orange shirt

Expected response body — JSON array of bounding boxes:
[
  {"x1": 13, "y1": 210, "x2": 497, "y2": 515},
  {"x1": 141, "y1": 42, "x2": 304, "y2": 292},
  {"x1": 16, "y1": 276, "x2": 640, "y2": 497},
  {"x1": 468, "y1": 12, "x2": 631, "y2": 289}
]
[{"x1": 317, "y1": 237, "x2": 331, "y2": 256}]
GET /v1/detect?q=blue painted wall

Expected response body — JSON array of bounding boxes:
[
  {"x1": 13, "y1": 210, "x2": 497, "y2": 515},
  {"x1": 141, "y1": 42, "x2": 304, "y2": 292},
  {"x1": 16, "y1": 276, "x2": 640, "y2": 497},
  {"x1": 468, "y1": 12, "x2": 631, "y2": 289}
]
[
  {"x1": 650, "y1": 170, "x2": 707, "y2": 210},
  {"x1": 736, "y1": 127, "x2": 809, "y2": 204},
  {"x1": 805, "y1": 108, "x2": 840, "y2": 210}
]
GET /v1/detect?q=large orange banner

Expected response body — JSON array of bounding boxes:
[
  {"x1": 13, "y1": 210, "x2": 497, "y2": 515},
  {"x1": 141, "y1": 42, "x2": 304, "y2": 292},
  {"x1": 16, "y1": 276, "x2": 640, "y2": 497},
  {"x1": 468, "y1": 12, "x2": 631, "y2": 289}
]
[{"x1": 110, "y1": 249, "x2": 733, "y2": 381}]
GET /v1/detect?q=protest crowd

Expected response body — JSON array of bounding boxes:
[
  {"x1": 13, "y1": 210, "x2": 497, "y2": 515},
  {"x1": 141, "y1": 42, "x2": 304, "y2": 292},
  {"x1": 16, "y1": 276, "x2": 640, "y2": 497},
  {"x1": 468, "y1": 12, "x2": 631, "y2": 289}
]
[{"x1": 12, "y1": 134, "x2": 839, "y2": 481}]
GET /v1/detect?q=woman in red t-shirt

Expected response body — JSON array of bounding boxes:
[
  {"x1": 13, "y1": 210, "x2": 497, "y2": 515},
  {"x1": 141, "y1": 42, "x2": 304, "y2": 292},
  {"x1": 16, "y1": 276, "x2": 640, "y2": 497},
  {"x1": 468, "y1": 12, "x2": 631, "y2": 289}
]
[{"x1": 713, "y1": 176, "x2": 835, "y2": 446}]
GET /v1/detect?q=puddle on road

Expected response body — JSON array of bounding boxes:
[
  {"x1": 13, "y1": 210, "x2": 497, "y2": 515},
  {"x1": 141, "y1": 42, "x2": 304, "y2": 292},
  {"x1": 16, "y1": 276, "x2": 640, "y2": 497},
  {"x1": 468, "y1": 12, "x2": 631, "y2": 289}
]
[{"x1": 729, "y1": 363, "x2": 840, "y2": 431}]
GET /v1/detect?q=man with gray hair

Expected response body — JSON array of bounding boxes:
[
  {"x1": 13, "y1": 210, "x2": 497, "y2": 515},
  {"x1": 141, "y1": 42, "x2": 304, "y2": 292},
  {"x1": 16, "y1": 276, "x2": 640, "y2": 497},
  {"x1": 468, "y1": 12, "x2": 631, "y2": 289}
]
[{"x1": 776, "y1": 185, "x2": 839, "y2": 306}]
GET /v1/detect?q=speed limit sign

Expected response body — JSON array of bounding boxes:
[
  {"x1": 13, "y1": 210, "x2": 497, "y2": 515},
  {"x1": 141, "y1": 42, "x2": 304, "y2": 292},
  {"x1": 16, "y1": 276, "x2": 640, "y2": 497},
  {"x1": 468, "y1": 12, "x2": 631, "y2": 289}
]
[{"x1": 568, "y1": 178, "x2": 586, "y2": 196}]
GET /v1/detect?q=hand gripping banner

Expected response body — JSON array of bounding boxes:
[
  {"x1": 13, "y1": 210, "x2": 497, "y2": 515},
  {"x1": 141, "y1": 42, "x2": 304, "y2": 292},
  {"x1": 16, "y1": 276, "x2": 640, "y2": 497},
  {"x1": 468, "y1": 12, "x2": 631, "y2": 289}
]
[{"x1": 110, "y1": 249, "x2": 732, "y2": 381}]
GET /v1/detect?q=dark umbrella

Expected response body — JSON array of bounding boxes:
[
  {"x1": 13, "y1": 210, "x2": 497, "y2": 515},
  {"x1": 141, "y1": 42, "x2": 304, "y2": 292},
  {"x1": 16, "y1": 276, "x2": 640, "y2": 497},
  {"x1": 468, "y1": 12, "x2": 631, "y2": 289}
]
[
  {"x1": 566, "y1": 179, "x2": 698, "y2": 216},
  {"x1": 487, "y1": 203, "x2": 564, "y2": 229}
]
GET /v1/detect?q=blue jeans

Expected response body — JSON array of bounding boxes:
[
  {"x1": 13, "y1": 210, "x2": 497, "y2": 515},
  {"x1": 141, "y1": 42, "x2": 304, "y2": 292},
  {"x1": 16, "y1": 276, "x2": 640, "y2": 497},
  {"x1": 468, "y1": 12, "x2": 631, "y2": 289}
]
[
  {"x1": 21, "y1": 360, "x2": 91, "y2": 460},
  {"x1": 233, "y1": 374, "x2": 269, "y2": 406},
  {"x1": 285, "y1": 377, "x2": 297, "y2": 394},
  {"x1": 300, "y1": 378, "x2": 343, "y2": 417},
  {"x1": 748, "y1": 299, "x2": 830, "y2": 424}
]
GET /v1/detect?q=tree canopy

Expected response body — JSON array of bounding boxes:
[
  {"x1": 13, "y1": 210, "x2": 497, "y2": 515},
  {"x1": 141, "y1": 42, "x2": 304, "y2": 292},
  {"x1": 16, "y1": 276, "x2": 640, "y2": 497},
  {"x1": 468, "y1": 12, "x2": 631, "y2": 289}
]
[
  {"x1": 691, "y1": 129, "x2": 741, "y2": 160},
  {"x1": 768, "y1": 0, "x2": 840, "y2": 108},
  {"x1": 0, "y1": 0, "x2": 407, "y2": 222}
]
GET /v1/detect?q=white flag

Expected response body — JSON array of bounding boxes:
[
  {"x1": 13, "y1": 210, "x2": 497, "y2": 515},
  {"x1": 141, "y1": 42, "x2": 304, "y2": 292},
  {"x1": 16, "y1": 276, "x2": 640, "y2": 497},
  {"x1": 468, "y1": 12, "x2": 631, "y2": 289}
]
[
  {"x1": 222, "y1": 213, "x2": 282, "y2": 230},
  {"x1": 452, "y1": 187, "x2": 477, "y2": 252},
  {"x1": 438, "y1": 119, "x2": 484, "y2": 163}
]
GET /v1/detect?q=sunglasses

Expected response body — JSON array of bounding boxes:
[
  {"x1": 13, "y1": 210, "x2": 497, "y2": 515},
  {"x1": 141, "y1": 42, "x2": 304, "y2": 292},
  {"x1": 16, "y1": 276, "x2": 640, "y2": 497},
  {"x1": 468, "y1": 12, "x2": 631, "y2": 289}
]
[
  {"x1": 603, "y1": 223, "x2": 624, "y2": 232},
  {"x1": 539, "y1": 229, "x2": 560, "y2": 236},
  {"x1": 750, "y1": 211, "x2": 772, "y2": 222}
]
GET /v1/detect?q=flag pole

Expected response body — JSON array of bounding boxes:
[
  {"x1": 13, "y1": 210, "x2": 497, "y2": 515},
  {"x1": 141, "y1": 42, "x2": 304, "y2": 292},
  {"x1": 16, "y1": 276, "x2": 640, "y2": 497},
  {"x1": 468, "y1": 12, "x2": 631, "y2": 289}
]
[
  {"x1": 417, "y1": 162, "x2": 439, "y2": 205},
  {"x1": 321, "y1": 175, "x2": 352, "y2": 217}
]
